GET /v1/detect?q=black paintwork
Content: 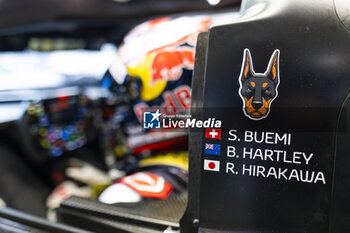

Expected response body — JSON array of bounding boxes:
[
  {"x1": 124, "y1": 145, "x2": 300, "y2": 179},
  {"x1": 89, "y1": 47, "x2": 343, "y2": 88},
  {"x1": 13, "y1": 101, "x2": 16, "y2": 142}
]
[{"x1": 182, "y1": 0, "x2": 350, "y2": 232}]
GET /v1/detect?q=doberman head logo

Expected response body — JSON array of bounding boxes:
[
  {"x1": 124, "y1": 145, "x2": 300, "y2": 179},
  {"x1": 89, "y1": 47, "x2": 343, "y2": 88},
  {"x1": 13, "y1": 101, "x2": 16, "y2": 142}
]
[{"x1": 238, "y1": 49, "x2": 280, "y2": 120}]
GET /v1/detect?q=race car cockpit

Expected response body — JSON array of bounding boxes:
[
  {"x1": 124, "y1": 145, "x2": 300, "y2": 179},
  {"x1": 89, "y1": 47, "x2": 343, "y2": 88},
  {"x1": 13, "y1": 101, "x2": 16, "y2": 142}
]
[
  {"x1": 1, "y1": 0, "x2": 350, "y2": 232},
  {"x1": 59, "y1": 0, "x2": 350, "y2": 232}
]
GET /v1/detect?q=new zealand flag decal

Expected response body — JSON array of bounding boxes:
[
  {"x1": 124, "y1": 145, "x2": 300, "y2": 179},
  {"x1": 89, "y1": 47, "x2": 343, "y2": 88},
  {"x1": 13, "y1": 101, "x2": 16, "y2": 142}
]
[{"x1": 205, "y1": 143, "x2": 221, "y2": 155}]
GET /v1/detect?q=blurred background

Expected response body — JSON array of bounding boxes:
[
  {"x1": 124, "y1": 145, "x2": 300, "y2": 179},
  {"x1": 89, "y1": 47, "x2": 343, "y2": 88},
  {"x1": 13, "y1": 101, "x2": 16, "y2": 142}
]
[{"x1": 0, "y1": 0, "x2": 240, "y2": 226}]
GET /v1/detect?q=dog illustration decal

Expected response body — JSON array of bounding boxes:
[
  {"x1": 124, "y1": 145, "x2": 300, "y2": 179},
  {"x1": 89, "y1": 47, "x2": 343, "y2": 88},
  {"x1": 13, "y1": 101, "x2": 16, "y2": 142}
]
[{"x1": 238, "y1": 49, "x2": 280, "y2": 120}]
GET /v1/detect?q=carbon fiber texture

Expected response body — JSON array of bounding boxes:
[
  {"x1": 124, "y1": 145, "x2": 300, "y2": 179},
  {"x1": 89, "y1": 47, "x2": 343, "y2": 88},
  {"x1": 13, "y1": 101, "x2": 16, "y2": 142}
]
[{"x1": 59, "y1": 193, "x2": 187, "y2": 232}]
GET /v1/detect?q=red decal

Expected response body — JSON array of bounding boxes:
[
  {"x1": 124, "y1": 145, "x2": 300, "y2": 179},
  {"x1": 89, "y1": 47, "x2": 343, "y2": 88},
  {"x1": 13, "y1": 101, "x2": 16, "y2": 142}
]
[
  {"x1": 209, "y1": 162, "x2": 216, "y2": 169},
  {"x1": 174, "y1": 86, "x2": 191, "y2": 109},
  {"x1": 151, "y1": 47, "x2": 194, "y2": 84},
  {"x1": 205, "y1": 128, "x2": 221, "y2": 140},
  {"x1": 120, "y1": 172, "x2": 173, "y2": 199},
  {"x1": 161, "y1": 92, "x2": 178, "y2": 115}
]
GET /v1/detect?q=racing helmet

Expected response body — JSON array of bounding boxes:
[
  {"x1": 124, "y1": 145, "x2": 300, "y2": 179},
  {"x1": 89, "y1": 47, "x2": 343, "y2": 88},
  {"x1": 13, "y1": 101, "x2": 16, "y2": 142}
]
[
  {"x1": 103, "y1": 13, "x2": 236, "y2": 155},
  {"x1": 98, "y1": 13, "x2": 236, "y2": 205}
]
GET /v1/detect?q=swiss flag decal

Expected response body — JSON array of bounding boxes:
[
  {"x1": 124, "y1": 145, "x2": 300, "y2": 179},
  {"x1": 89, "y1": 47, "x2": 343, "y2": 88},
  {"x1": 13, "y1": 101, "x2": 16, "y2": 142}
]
[{"x1": 205, "y1": 128, "x2": 221, "y2": 140}]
